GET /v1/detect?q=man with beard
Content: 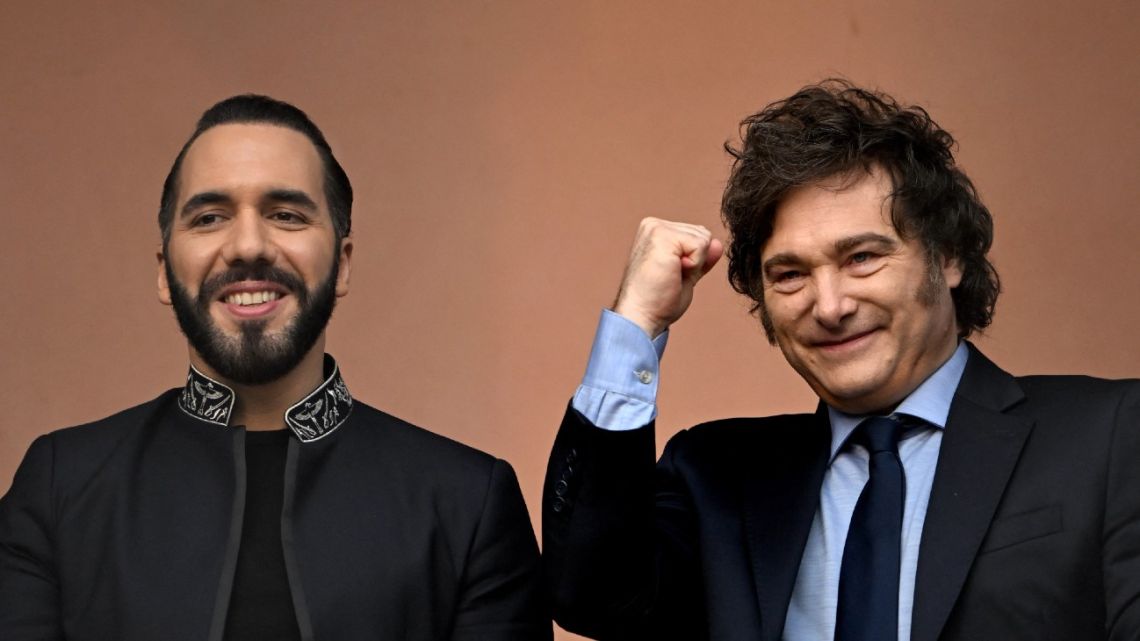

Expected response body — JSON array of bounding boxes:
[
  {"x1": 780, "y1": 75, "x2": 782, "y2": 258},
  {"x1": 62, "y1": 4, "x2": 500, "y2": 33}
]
[
  {"x1": 0, "y1": 95, "x2": 549, "y2": 641},
  {"x1": 543, "y1": 81, "x2": 1140, "y2": 640}
]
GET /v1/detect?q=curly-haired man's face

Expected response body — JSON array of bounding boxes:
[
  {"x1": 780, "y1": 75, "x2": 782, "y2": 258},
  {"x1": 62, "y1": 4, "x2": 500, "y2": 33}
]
[{"x1": 759, "y1": 168, "x2": 962, "y2": 415}]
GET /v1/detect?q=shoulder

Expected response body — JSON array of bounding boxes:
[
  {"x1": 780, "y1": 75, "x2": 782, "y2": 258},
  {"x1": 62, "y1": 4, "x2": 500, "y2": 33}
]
[
  {"x1": 4, "y1": 390, "x2": 180, "y2": 500},
  {"x1": 342, "y1": 400, "x2": 505, "y2": 481},
  {"x1": 674, "y1": 412, "x2": 824, "y2": 450},
  {"x1": 1001, "y1": 375, "x2": 1140, "y2": 462},
  {"x1": 43, "y1": 390, "x2": 180, "y2": 448},
  {"x1": 662, "y1": 412, "x2": 827, "y2": 473},
  {"x1": 24, "y1": 391, "x2": 179, "y2": 470},
  {"x1": 1016, "y1": 373, "x2": 1139, "y2": 395},
  {"x1": 1014, "y1": 375, "x2": 1140, "y2": 420},
  {"x1": 959, "y1": 345, "x2": 1137, "y2": 423},
  {"x1": 340, "y1": 403, "x2": 530, "y2": 528}
]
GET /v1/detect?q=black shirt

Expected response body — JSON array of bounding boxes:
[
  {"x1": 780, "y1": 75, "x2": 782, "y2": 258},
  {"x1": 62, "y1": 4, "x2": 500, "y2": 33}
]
[{"x1": 223, "y1": 429, "x2": 302, "y2": 641}]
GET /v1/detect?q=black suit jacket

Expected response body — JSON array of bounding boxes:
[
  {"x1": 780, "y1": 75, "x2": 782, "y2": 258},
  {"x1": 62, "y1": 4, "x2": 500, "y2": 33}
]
[
  {"x1": 0, "y1": 391, "x2": 550, "y2": 641},
  {"x1": 543, "y1": 345, "x2": 1140, "y2": 640}
]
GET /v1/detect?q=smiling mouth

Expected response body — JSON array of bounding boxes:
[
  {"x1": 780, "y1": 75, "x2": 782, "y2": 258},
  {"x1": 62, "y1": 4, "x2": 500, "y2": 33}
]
[
  {"x1": 213, "y1": 281, "x2": 291, "y2": 319},
  {"x1": 224, "y1": 291, "x2": 282, "y2": 306},
  {"x1": 814, "y1": 329, "x2": 877, "y2": 349}
]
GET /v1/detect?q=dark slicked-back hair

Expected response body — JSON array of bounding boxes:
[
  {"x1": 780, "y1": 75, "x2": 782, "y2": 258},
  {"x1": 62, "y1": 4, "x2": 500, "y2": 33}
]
[
  {"x1": 721, "y1": 79, "x2": 999, "y2": 342},
  {"x1": 158, "y1": 94, "x2": 352, "y2": 245}
]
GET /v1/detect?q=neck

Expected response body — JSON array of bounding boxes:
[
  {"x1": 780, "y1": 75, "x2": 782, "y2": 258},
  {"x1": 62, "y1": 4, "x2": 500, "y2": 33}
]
[{"x1": 188, "y1": 338, "x2": 327, "y2": 431}]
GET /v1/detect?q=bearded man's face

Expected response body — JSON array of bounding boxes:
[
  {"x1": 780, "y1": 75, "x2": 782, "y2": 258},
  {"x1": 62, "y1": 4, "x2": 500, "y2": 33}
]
[{"x1": 158, "y1": 123, "x2": 352, "y2": 385}]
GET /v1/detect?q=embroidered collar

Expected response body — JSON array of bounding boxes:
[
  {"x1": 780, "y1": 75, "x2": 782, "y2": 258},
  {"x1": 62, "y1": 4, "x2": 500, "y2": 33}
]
[{"x1": 178, "y1": 354, "x2": 354, "y2": 443}]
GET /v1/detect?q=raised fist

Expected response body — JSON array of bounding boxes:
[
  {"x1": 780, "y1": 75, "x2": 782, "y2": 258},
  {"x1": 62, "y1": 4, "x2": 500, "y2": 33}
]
[{"x1": 612, "y1": 217, "x2": 724, "y2": 337}]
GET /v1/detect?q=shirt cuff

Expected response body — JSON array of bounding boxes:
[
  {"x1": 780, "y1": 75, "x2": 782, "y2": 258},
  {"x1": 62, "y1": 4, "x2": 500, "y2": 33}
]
[{"x1": 571, "y1": 309, "x2": 667, "y2": 431}]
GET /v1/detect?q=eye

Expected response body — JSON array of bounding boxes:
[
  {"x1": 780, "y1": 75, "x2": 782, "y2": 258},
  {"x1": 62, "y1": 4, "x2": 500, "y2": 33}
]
[
  {"x1": 846, "y1": 250, "x2": 882, "y2": 274},
  {"x1": 191, "y1": 212, "x2": 224, "y2": 227},
  {"x1": 270, "y1": 210, "x2": 306, "y2": 225},
  {"x1": 767, "y1": 269, "x2": 806, "y2": 293}
]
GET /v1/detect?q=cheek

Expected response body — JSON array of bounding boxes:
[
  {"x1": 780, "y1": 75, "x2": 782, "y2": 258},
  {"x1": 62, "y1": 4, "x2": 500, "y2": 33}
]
[
  {"x1": 166, "y1": 239, "x2": 218, "y2": 282},
  {"x1": 860, "y1": 278, "x2": 918, "y2": 321},
  {"x1": 280, "y1": 237, "x2": 338, "y2": 277},
  {"x1": 766, "y1": 293, "x2": 810, "y2": 329}
]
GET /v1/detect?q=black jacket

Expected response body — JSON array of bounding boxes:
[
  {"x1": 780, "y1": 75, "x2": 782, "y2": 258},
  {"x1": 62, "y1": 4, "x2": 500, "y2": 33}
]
[{"x1": 1, "y1": 359, "x2": 549, "y2": 640}]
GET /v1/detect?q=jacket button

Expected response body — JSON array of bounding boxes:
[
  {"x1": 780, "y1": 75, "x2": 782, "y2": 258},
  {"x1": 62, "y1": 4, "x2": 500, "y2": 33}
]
[
  {"x1": 552, "y1": 497, "x2": 566, "y2": 513},
  {"x1": 555, "y1": 480, "x2": 568, "y2": 496}
]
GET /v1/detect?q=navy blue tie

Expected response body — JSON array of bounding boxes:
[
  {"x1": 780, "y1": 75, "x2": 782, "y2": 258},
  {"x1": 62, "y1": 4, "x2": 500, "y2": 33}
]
[{"x1": 835, "y1": 416, "x2": 906, "y2": 641}]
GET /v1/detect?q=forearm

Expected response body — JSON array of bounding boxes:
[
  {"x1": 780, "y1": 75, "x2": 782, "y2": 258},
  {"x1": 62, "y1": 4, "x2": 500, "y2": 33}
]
[{"x1": 544, "y1": 407, "x2": 702, "y2": 640}]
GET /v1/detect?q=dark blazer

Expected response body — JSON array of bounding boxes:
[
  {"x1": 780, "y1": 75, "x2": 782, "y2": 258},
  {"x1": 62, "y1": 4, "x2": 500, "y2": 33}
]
[
  {"x1": 543, "y1": 345, "x2": 1140, "y2": 640},
  {"x1": 0, "y1": 392, "x2": 550, "y2": 641}
]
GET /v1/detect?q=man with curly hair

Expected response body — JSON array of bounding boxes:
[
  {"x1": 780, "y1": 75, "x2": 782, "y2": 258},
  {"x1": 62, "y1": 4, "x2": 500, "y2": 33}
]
[{"x1": 544, "y1": 80, "x2": 1140, "y2": 640}]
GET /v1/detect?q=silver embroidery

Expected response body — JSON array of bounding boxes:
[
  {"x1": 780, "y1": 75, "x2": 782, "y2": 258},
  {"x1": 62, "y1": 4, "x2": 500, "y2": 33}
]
[
  {"x1": 292, "y1": 398, "x2": 323, "y2": 440},
  {"x1": 179, "y1": 355, "x2": 352, "y2": 441},
  {"x1": 285, "y1": 358, "x2": 353, "y2": 443},
  {"x1": 178, "y1": 367, "x2": 234, "y2": 426}
]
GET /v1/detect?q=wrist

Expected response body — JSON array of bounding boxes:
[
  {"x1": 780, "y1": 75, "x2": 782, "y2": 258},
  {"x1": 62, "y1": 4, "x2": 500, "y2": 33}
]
[{"x1": 610, "y1": 302, "x2": 667, "y2": 338}]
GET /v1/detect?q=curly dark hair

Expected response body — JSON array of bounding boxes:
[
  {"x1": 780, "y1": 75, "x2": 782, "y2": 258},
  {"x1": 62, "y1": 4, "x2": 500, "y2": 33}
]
[
  {"x1": 721, "y1": 79, "x2": 999, "y2": 342},
  {"x1": 158, "y1": 94, "x2": 352, "y2": 247}
]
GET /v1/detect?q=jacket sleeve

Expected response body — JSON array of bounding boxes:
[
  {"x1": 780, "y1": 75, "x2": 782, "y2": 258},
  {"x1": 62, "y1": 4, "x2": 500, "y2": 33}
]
[
  {"x1": 0, "y1": 435, "x2": 64, "y2": 641},
  {"x1": 450, "y1": 458, "x2": 551, "y2": 641},
  {"x1": 1104, "y1": 380, "x2": 1140, "y2": 640},
  {"x1": 543, "y1": 404, "x2": 704, "y2": 641}
]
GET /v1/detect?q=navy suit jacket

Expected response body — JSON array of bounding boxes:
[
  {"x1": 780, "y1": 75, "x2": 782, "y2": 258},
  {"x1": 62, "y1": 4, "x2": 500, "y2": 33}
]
[{"x1": 543, "y1": 345, "x2": 1140, "y2": 640}]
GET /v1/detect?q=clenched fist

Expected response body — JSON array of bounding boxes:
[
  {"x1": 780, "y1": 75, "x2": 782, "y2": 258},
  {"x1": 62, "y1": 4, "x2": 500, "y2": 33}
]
[{"x1": 612, "y1": 217, "x2": 724, "y2": 337}]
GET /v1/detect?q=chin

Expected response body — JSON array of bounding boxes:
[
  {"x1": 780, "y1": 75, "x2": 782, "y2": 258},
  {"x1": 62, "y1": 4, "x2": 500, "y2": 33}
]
[{"x1": 812, "y1": 374, "x2": 893, "y2": 414}]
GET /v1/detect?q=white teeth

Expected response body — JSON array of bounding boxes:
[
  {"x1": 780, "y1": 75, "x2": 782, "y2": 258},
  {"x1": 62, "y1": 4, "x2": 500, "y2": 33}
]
[{"x1": 225, "y1": 291, "x2": 281, "y2": 306}]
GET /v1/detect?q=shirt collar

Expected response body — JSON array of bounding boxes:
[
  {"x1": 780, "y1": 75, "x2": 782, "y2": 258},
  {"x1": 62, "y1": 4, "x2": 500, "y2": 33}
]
[
  {"x1": 178, "y1": 354, "x2": 354, "y2": 443},
  {"x1": 825, "y1": 341, "x2": 969, "y2": 462}
]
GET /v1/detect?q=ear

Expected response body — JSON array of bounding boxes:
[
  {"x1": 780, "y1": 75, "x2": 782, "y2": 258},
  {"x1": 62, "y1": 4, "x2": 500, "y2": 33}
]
[
  {"x1": 157, "y1": 246, "x2": 172, "y2": 305},
  {"x1": 335, "y1": 236, "x2": 353, "y2": 298},
  {"x1": 942, "y1": 254, "x2": 963, "y2": 289}
]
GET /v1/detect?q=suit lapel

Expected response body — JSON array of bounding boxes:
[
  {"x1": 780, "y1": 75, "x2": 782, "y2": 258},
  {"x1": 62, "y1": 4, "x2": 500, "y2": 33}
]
[
  {"x1": 911, "y1": 345, "x2": 1033, "y2": 641},
  {"x1": 743, "y1": 411, "x2": 830, "y2": 641}
]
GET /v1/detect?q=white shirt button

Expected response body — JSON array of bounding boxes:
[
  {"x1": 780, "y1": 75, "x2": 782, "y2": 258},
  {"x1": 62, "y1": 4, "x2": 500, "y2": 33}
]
[{"x1": 635, "y1": 370, "x2": 654, "y2": 384}]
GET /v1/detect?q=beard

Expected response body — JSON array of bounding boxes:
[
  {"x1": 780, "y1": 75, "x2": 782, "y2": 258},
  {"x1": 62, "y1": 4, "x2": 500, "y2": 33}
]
[{"x1": 166, "y1": 260, "x2": 338, "y2": 386}]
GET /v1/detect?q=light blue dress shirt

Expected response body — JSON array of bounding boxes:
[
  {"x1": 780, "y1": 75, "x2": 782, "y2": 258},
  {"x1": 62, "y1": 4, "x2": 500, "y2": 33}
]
[
  {"x1": 572, "y1": 310, "x2": 969, "y2": 641},
  {"x1": 573, "y1": 309, "x2": 669, "y2": 430}
]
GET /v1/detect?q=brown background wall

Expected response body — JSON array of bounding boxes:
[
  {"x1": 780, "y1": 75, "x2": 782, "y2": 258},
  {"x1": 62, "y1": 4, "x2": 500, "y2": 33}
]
[{"x1": 2, "y1": 2, "x2": 1137, "y2": 637}]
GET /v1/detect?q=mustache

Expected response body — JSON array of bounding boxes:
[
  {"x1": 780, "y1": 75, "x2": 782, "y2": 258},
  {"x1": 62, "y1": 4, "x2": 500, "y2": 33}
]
[{"x1": 198, "y1": 264, "x2": 307, "y2": 304}]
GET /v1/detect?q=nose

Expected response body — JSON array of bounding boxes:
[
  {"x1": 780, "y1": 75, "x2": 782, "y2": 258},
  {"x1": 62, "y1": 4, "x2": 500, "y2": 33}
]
[
  {"x1": 220, "y1": 209, "x2": 277, "y2": 266},
  {"x1": 811, "y1": 270, "x2": 857, "y2": 329}
]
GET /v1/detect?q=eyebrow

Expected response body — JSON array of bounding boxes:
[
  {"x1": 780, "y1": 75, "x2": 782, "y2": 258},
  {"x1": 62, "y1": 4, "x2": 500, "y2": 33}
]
[
  {"x1": 762, "y1": 232, "x2": 899, "y2": 276},
  {"x1": 833, "y1": 232, "x2": 898, "y2": 255},
  {"x1": 263, "y1": 189, "x2": 318, "y2": 211},
  {"x1": 179, "y1": 191, "x2": 233, "y2": 218},
  {"x1": 178, "y1": 189, "x2": 319, "y2": 218}
]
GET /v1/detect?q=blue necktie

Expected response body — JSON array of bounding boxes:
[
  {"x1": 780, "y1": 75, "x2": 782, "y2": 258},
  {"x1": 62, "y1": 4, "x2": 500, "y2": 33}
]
[{"x1": 835, "y1": 416, "x2": 906, "y2": 641}]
